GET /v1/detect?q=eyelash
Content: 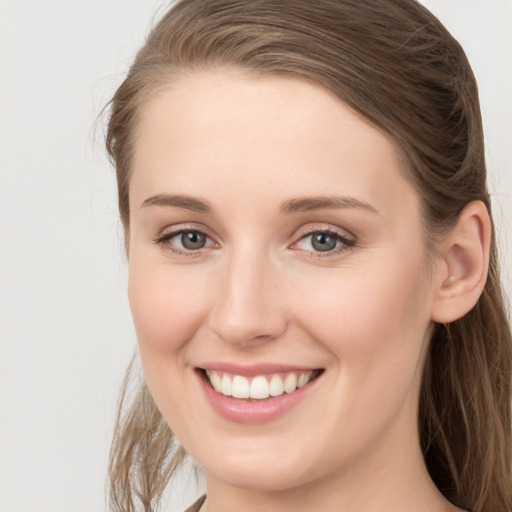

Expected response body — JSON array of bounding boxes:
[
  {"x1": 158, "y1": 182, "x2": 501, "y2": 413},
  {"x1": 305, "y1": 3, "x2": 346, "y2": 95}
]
[
  {"x1": 154, "y1": 228, "x2": 216, "y2": 256},
  {"x1": 292, "y1": 229, "x2": 355, "y2": 257},
  {"x1": 154, "y1": 227, "x2": 355, "y2": 258}
]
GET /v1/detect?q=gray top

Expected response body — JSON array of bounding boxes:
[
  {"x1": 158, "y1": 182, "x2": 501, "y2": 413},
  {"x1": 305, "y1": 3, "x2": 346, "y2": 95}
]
[{"x1": 184, "y1": 495, "x2": 206, "y2": 512}]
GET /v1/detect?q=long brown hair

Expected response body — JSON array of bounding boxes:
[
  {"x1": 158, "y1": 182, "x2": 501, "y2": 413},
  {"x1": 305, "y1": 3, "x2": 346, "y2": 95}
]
[{"x1": 105, "y1": 1, "x2": 512, "y2": 510}]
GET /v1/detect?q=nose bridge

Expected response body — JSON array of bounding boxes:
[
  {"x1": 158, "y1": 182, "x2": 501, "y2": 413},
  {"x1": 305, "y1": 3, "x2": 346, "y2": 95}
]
[{"x1": 210, "y1": 242, "x2": 286, "y2": 345}]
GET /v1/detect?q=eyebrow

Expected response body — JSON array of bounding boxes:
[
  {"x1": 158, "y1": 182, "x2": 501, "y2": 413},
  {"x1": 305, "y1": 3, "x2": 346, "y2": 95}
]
[
  {"x1": 140, "y1": 193, "x2": 213, "y2": 213},
  {"x1": 279, "y1": 195, "x2": 379, "y2": 215},
  {"x1": 140, "y1": 193, "x2": 379, "y2": 216}
]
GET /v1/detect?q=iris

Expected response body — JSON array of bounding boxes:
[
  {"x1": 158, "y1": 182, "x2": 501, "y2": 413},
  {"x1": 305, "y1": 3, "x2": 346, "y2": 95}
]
[{"x1": 181, "y1": 230, "x2": 207, "y2": 250}]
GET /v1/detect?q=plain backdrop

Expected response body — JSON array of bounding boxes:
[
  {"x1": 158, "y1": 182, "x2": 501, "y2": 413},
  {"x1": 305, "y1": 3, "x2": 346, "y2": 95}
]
[{"x1": 0, "y1": 1, "x2": 510, "y2": 511}]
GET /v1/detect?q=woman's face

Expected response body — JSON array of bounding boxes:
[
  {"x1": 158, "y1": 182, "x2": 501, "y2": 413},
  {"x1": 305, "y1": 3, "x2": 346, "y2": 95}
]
[{"x1": 128, "y1": 71, "x2": 437, "y2": 492}]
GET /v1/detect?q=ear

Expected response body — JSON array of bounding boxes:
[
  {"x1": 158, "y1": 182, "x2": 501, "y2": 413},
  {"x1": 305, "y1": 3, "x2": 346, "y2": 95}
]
[{"x1": 430, "y1": 200, "x2": 492, "y2": 324}]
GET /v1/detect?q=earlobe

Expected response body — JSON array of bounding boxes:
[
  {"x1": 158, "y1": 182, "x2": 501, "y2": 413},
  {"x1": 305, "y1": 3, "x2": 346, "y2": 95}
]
[{"x1": 431, "y1": 200, "x2": 491, "y2": 324}]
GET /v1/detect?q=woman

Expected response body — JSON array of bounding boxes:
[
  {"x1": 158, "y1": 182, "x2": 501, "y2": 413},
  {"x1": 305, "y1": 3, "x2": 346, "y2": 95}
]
[{"x1": 105, "y1": 1, "x2": 512, "y2": 511}]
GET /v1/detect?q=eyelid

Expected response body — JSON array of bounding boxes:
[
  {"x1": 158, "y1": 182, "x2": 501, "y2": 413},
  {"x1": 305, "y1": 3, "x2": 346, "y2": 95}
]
[
  {"x1": 292, "y1": 223, "x2": 355, "y2": 241},
  {"x1": 156, "y1": 222, "x2": 214, "y2": 239},
  {"x1": 153, "y1": 223, "x2": 220, "y2": 254},
  {"x1": 289, "y1": 224, "x2": 356, "y2": 256}
]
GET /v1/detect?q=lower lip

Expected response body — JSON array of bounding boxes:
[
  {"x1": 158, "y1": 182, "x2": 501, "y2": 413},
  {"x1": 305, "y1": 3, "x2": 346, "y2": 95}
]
[{"x1": 197, "y1": 370, "x2": 321, "y2": 424}]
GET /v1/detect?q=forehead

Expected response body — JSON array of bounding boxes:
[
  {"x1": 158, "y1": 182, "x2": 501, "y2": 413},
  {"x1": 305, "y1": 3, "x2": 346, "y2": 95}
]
[{"x1": 129, "y1": 70, "x2": 418, "y2": 220}]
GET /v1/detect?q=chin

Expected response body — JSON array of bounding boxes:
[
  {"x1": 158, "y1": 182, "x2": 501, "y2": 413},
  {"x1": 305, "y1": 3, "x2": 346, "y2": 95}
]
[
  {"x1": 209, "y1": 463, "x2": 308, "y2": 492},
  {"x1": 197, "y1": 441, "x2": 326, "y2": 492}
]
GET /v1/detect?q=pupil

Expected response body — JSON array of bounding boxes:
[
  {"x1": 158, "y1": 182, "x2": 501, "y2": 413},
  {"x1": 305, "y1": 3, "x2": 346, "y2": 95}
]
[
  {"x1": 181, "y1": 231, "x2": 206, "y2": 250},
  {"x1": 312, "y1": 233, "x2": 337, "y2": 252}
]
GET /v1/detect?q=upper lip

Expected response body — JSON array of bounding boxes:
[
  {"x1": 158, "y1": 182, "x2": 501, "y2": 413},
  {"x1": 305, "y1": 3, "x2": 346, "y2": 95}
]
[{"x1": 198, "y1": 362, "x2": 322, "y2": 377}]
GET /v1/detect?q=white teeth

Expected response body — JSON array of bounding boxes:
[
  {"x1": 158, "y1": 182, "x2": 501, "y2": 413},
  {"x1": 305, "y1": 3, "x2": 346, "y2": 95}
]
[
  {"x1": 250, "y1": 376, "x2": 270, "y2": 399},
  {"x1": 297, "y1": 371, "x2": 312, "y2": 388},
  {"x1": 232, "y1": 375, "x2": 250, "y2": 398},
  {"x1": 269, "y1": 374, "x2": 284, "y2": 397},
  {"x1": 208, "y1": 371, "x2": 222, "y2": 392},
  {"x1": 205, "y1": 370, "x2": 317, "y2": 399},
  {"x1": 284, "y1": 373, "x2": 297, "y2": 393},
  {"x1": 221, "y1": 373, "x2": 232, "y2": 396}
]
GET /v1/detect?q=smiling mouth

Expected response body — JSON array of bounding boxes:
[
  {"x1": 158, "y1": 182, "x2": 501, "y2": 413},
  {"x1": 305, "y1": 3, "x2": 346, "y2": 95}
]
[{"x1": 199, "y1": 368, "x2": 323, "y2": 400}]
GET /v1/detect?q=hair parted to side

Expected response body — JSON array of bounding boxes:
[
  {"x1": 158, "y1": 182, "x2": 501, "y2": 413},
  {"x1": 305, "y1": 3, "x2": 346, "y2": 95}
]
[{"x1": 105, "y1": 1, "x2": 512, "y2": 511}]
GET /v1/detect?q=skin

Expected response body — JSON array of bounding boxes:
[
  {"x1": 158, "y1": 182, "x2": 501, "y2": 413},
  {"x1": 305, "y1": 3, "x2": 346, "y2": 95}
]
[{"x1": 127, "y1": 70, "x2": 470, "y2": 512}]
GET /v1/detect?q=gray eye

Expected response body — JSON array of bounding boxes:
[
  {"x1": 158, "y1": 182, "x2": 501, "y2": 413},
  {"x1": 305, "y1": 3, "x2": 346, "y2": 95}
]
[
  {"x1": 181, "y1": 231, "x2": 207, "y2": 250},
  {"x1": 311, "y1": 232, "x2": 338, "y2": 252}
]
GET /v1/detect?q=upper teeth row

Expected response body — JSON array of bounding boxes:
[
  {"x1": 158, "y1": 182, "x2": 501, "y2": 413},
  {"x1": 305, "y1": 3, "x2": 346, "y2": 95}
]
[{"x1": 205, "y1": 370, "x2": 314, "y2": 399}]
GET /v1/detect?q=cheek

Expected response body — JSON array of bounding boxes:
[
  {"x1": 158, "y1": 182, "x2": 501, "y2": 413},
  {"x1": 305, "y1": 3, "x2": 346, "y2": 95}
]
[
  {"x1": 290, "y1": 256, "x2": 431, "y2": 364},
  {"x1": 285, "y1": 256, "x2": 432, "y2": 457},
  {"x1": 127, "y1": 257, "x2": 211, "y2": 357},
  {"x1": 127, "y1": 258, "x2": 212, "y2": 430}
]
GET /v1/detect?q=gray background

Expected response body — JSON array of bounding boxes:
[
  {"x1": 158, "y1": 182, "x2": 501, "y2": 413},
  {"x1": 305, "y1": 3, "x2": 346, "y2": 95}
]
[{"x1": 1, "y1": 1, "x2": 511, "y2": 511}]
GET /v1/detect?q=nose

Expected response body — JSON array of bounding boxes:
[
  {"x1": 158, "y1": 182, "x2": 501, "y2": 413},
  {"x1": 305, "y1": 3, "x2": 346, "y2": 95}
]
[{"x1": 209, "y1": 248, "x2": 288, "y2": 347}]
